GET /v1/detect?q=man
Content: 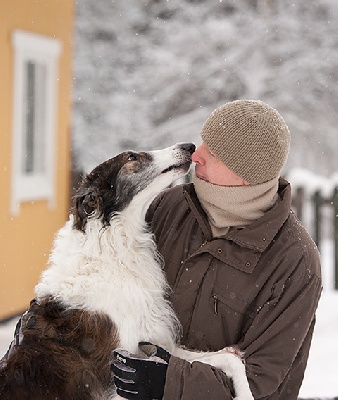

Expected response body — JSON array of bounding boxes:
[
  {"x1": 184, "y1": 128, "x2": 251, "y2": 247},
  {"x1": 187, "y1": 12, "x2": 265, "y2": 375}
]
[{"x1": 113, "y1": 100, "x2": 322, "y2": 399}]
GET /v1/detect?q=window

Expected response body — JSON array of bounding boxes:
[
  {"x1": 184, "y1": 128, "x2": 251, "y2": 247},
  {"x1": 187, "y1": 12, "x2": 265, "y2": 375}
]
[{"x1": 11, "y1": 30, "x2": 61, "y2": 215}]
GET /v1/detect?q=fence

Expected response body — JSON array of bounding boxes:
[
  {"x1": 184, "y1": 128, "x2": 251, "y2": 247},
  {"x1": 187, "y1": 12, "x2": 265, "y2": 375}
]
[{"x1": 292, "y1": 186, "x2": 338, "y2": 290}]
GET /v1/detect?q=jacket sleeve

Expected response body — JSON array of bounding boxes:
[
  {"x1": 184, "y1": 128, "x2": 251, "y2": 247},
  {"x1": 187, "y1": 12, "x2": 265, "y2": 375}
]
[
  {"x1": 164, "y1": 356, "x2": 234, "y2": 399},
  {"x1": 163, "y1": 255, "x2": 321, "y2": 400}
]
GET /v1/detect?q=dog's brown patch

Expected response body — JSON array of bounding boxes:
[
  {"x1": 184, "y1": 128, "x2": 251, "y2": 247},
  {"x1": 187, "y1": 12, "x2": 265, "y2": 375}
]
[
  {"x1": 120, "y1": 152, "x2": 152, "y2": 174},
  {"x1": 0, "y1": 297, "x2": 119, "y2": 400}
]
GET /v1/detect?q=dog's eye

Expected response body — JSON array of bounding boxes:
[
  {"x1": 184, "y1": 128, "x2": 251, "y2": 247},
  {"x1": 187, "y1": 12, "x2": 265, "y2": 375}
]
[{"x1": 127, "y1": 154, "x2": 137, "y2": 162}]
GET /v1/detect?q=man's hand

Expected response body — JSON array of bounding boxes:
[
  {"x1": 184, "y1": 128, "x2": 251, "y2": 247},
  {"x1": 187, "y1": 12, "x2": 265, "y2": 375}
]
[{"x1": 111, "y1": 342, "x2": 171, "y2": 400}]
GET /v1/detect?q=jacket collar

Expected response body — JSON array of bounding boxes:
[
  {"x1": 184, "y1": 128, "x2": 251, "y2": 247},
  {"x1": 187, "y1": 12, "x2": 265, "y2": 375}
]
[{"x1": 184, "y1": 177, "x2": 292, "y2": 253}]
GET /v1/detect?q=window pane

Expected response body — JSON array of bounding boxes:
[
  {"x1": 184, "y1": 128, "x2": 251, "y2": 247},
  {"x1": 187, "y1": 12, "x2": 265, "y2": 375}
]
[
  {"x1": 23, "y1": 61, "x2": 46, "y2": 175},
  {"x1": 24, "y1": 61, "x2": 35, "y2": 173}
]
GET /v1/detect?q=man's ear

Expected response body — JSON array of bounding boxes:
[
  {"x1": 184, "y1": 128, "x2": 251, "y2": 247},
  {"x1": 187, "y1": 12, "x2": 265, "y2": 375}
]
[{"x1": 72, "y1": 188, "x2": 101, "y2": 232}]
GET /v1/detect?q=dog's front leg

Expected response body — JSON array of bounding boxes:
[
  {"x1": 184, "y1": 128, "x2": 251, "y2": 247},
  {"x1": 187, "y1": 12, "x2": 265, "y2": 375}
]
[{"x1": 174, "y1": 347, "x2": 254, "y2": 400}]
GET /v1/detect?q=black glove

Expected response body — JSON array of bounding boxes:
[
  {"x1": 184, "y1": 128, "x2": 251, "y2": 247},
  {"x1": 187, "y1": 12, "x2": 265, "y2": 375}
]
[{"x1": 111, "y1": 342, "x2": 171, "y2": 400}]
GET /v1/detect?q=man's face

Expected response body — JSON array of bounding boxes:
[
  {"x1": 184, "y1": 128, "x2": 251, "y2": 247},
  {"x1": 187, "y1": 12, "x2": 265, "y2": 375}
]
[{"x1": 192, "y1": 142, "x2": 249, "y2": 186}]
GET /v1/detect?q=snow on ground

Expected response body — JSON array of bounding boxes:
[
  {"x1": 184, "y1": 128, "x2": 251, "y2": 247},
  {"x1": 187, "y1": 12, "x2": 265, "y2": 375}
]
[
  {"x1": 299, "y1": 291, "x2": 338, "y2": 398},
  {"x1": 0, "y1": 319, "x2": 15, "y2": 359},
  {"x1": 298, "y1": 239, "x2": 338, "y2": 398}
]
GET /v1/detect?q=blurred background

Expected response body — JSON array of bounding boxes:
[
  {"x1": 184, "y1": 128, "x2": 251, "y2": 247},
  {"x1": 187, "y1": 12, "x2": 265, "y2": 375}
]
[
  {"x1": 0, "y1": 0, "x2": 337, "y2": 398},
  {"x1": 72, "y1": 0, "x2": 338, "y2": 175}
]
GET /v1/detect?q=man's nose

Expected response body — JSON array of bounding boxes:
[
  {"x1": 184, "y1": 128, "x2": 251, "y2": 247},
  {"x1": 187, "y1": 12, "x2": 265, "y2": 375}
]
[{"x1": 191, "y1": 147, "x2": 203, "y2": 164}]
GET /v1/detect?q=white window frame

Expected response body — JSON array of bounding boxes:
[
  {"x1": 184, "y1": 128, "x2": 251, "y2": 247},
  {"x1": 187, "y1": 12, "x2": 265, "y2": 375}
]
[{"x1": 11, "y1": 30, "x2": 61, "y2": 215}]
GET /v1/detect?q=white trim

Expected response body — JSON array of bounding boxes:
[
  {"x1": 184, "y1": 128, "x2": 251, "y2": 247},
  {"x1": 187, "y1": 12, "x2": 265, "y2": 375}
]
[{"x1": 11, "y1": 30, "x2": 62, "y2": 215}]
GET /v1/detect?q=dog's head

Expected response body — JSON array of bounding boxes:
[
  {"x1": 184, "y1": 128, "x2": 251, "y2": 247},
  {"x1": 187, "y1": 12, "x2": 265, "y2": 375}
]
[{"x1": 72, "y1": 143, "x2": 195, "y2": 232}]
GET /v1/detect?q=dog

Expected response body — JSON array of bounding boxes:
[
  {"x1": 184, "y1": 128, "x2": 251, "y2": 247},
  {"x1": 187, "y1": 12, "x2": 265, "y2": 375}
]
[{"x1": 0, "y1": 143, "x2": 253, "y2": 400}]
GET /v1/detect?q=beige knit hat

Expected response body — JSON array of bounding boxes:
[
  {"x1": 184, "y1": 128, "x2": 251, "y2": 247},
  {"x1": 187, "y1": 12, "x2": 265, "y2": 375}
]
[{"x1": 201, "y1": 100, "x2": 290, "y2": 184}]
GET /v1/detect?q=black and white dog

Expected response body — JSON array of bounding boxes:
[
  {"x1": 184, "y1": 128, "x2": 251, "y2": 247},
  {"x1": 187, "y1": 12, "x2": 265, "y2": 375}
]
[{"x1": 0, "y1": 143, "x2": 253, "y2": 400}]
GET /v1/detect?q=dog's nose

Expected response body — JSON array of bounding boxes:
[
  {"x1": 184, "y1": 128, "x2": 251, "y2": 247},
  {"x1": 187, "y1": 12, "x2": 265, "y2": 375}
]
[{"x1": 180, "y1": 143, "x2": 196, "y2": 155}]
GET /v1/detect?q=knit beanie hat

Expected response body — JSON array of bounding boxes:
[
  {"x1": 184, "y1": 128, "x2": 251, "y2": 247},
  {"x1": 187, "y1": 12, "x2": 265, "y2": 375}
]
[{"x1": 201, "y1": 100, "x2": 291, "y2": 185}]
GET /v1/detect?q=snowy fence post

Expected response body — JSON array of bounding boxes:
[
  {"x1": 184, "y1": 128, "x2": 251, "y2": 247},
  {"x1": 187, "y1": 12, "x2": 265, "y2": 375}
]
[
  {"x1": 333, "y1": 187, "x2": 338, "y2": 290},
  {"x1": 312, "y1": 190, "x2": 323, "y2": 250}
]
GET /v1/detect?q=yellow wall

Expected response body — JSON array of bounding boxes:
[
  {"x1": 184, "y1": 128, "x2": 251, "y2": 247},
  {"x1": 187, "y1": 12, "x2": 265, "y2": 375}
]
[{"x1": 0, "y1": 0, "x2": 73, "y2": 319}]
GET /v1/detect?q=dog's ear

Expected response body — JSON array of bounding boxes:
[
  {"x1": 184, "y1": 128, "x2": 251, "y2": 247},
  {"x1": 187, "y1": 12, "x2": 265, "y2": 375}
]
[{"x1": 72, "y1": 187, "x2": 102, "y2": 232}]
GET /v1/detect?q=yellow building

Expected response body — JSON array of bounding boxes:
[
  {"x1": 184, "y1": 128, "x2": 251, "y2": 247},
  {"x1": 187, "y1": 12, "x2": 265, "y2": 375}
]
[{"x1": 0, "y1": 1, "x2": 73, "y2": 319}]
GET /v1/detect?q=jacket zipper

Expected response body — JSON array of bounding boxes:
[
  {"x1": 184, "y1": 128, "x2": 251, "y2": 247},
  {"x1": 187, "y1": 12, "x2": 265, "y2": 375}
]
[{"x1": 212, "y1": 294, "x2": 218, "y2": 315}]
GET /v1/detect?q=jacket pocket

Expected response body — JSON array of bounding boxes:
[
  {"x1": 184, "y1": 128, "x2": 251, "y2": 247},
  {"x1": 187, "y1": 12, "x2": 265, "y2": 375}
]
[
  {"x1": 212, "y1": 285, "x2": 255, "y2": 317},
  {"x1": 211, "y1": 286, "x2": 255, "y2": 344}
]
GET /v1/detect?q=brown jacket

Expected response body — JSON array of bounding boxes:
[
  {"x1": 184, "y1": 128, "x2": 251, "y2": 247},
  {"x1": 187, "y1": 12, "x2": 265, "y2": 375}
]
[{"x1": 146, "y1": 178, "x2": 322, "y2": 399}]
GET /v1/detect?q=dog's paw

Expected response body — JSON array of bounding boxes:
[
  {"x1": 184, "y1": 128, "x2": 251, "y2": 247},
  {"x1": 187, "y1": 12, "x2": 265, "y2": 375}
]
[{"x1": 221, "y1": 346, "x2": 245, "y2": 360}]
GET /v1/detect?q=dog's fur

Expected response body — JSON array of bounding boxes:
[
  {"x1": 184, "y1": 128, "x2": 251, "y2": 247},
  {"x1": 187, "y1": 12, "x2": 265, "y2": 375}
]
[{"x1": 0, "y1": 143, "x2": 253, "y2": 400}]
